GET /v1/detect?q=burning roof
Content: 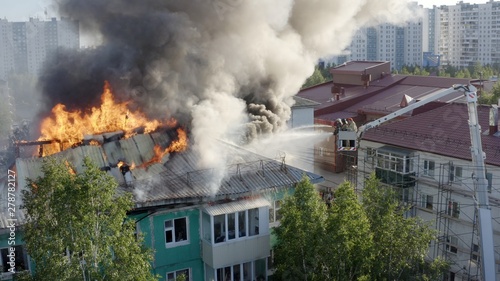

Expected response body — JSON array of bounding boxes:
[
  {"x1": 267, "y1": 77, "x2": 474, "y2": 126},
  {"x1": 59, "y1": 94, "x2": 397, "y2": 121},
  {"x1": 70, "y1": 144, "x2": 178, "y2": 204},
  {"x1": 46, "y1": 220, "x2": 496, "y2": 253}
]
[{"x1": 2, "y1": 129, "x2": 324, "y2": 229}]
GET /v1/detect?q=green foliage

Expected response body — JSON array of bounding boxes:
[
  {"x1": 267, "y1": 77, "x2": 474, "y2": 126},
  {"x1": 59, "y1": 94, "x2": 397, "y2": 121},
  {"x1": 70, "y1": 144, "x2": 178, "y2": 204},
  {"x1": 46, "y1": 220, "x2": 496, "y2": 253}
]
[
  {"x1": 318, "y1": 62, "x2": 334, "y2": 81},
  {"x1": 273, "y1": 176, "x2": 327, "y2": 280},
  {"x1": 398, "y1": 62, "x2": 498, "y2": 80},
  {"x1": 362, "y1": 174, "x2": 444, "y2": 280},
  {"x1": 479, "y1": 80, "x2": 500, "y2": 105},
  {"x1": 19, "y1": 157, "x2": 158, "y2": 281},
  {"x1": 274, "y1": 174, "x2": 447, "y2": 281},
  {"x1": 322, "y1": 181, "x2": 373, "y2": 280},
  {"x1": 302, "y1": 68, "x2": 327, "y2": 89}
]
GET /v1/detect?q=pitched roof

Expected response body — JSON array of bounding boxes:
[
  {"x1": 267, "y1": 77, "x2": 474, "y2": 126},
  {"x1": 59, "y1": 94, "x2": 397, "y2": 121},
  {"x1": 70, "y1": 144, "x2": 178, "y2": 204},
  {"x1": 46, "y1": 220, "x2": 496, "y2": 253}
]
[
  {"x1": 362, "y1": 103, "x2": 500, "y2": 166},
  {"x1": 1, "y1": 131, "x2": 323, "y2": 228},
  {"x1": 292, "y1": 96, "x2": 320, "y2": 108},
  {"x1": 297, "y1": 70, "x2": 473, "y2": 124}
]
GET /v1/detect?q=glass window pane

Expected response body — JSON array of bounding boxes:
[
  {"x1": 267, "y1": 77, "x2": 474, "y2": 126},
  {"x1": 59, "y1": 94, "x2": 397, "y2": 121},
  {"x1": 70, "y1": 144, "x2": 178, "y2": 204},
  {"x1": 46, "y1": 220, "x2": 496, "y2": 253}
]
[
  {"x1": 214, "y1": 214, "x2": 225, "y2": 243},
  {"x1": 174, "y1": 218, "x2": 187, "y2": 241},
  {"x1": 165, "y1": 230, "x2": 173, "y2": 243},
  {"x1": 248, "y1": 208, "x2": 259, "y2": 236},
  {"x1": 202, "y1": 212, "x2": 212, "y2": 243},
  {"x1": 254, "y1": 259, "x2": 266, "y2": 281},
  {"x1": 177, "y1": 269, "x2": 189, "y2": 280},
  {"x1": 228, "y1": 213, "x2": 236, "y2": 240},
  {"x1": 165, "y1": 220, "x2": 172, "y2": 228},
  {"x1": 243, "y1": 262, "x2": 251, "y2": 281},
  {"x1": 238, "y1": 211, "x2": 247, "y2": 238},
  {"x1": 233, "y1": 264, "x2": 241, "y2": 281}
]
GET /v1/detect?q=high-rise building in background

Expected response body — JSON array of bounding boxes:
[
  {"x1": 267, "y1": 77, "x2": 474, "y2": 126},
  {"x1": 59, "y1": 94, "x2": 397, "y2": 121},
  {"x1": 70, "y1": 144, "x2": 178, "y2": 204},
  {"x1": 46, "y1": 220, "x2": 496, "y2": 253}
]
[
  {"x1": 0, "y1": 17, "x2": 79, "y2": 80},
  {"x1": 433, "y1": 1, "x2": 500, "y2": 68},
  {"x1": 329, "y1": 21, "x2": 423, "y2": 71},
  {"x1": 329, "y1": 0, "x2": 500, "y2": 71}
]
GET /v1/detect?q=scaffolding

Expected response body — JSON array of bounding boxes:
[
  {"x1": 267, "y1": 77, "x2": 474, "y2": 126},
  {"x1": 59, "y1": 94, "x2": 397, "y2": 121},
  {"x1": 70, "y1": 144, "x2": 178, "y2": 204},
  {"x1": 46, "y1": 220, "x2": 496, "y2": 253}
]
[{"x1": 356, "y1": 148, "x2": 500, "y2": 281}]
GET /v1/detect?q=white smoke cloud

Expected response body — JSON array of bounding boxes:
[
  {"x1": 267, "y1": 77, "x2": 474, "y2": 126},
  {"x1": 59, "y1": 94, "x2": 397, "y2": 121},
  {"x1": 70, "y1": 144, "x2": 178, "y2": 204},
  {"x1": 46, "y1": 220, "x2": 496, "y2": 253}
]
[{"x1": 46, "y1": 0, "x2": 420, "y2": 195}]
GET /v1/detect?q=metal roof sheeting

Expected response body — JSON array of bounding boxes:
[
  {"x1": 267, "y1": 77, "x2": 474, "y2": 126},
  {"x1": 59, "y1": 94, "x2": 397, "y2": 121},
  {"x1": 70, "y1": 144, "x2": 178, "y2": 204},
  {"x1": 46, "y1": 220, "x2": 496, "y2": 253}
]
[
  {"x1": 203, "y1": 197, "x2": 271, "y2": 216},
  {"x1": 363, "y1": 103, "x2": 500, "y2": 166},
  {"x1": 3, "y1": 132, "x2": 324, "y2": 229}
]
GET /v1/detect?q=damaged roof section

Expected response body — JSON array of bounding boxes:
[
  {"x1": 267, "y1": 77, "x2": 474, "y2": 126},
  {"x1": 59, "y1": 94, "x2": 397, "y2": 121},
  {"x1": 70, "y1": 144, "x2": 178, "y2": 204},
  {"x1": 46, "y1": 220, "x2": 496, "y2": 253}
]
[{"x1": 3, "y1": 130, "x2": 323, "y2": 228}]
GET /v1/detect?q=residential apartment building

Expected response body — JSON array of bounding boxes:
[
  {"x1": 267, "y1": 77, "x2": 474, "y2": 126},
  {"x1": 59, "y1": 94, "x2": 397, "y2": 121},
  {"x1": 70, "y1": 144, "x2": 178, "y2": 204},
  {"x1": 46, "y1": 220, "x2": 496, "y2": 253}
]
[
  {"x1": 330, "y1": 20, "x2": 423, "y2": 72},
  {"x1": 0, "y1": 17, "x2": 79, "y2": 80},
  {"x1": 0, "y1": 128, "x2": 323, "y2": 281},
  {"x1": 328, "y1": 0, "x2": 500, "y2": 71},
  {"x1": 429, "y1": 1, "x2": 500, "y2": 68},
  {"x1": 0, "y1": 99, "x2": 323, "y2": 281},
  {"x1": 357, "y1": 103, "x2": 500, "y2": 280}
]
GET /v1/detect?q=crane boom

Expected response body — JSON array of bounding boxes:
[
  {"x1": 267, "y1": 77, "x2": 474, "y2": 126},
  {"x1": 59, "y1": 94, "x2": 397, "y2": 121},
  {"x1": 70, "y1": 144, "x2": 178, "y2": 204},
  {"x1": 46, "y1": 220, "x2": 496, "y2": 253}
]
[
  {"x1": 463, "y1": 86, "x2": 496, "y2": 281},
  {"x1": 342, "y1": 84, "x2": 495, "y2": 280}
]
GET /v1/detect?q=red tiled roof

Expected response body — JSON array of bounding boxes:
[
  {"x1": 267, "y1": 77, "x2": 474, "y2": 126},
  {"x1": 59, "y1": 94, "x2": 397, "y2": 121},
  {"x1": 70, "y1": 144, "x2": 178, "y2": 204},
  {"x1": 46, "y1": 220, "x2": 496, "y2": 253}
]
[{"x1": 362, "y1": 103, "x2": 500, "y2": 166}]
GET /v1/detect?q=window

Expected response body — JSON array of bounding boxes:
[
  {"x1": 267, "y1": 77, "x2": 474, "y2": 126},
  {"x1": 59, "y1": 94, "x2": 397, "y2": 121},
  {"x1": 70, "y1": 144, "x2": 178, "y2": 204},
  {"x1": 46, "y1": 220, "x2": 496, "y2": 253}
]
[
  {"x1": 228, "y1": 213, "x2": 236, "y2": 241},
  {"x1": 419, "y1": 194, "x2": 433, "y2": 210},
  {"x1": 447, "y1": 200, "x2": 460, "y2": 218},
  {"x1": 376, "y1": 150, "x2": 413, "y2": 174},
  {"x1": 366, "y1": 147, "x2": 376, "y2": 163},
  {"x1": 0, "y1": 246, "x2": 29, "y2": 273},
  {"x1": 486, "y1": 172, "x2": 493, "y2": 192},
  {"x1": 472, "y1": 243, "x2": 479, "y2": 262},
  {"x1": 166, "y1": 268, "x2": 190, "y2": 281},
  {"x1": 399, "y1": 188, "x2": 411, "y2": 204},
  {"x1": 446, "y1": 236, "x2": 458, "y2": 254},
  {"x1": 238, "y1": 211, "x2": 246, "y2": 238},
  {"x1": 248, "y1": 208, "x2": 260, "y2": 236},
  {"x1": 164, "y1": 217, "x2": 188, "y2": 247},
  {"x1": 423, "y1": 160, "x2": 435, "y2": 177},
  {"x1": 449, "y1": 165, "x2": 462, "y2": 184},
  {"x1": 269, "y1": 200, "x2": 282, "y2": 225},
  {"x1": 214, "y1": 210, "x2": 257, "y2": 244}
]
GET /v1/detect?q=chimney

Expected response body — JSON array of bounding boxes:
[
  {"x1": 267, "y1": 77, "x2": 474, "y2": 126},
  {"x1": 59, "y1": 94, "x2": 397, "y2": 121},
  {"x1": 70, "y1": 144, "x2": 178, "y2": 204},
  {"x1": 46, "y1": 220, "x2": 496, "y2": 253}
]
[{"x1": 489, "y1": 104, "x2": 498, "y2": 135}]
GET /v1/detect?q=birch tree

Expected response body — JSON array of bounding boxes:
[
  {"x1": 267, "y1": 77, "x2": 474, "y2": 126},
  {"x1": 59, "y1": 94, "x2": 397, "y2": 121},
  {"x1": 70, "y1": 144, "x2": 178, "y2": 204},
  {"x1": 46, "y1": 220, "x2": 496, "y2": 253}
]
[
  {"x1": 18, "y1": 157, "x2": 157, "y2": 281},
  {"x1": 273, "y1": 176, "x2": 327, "y2": 280}
]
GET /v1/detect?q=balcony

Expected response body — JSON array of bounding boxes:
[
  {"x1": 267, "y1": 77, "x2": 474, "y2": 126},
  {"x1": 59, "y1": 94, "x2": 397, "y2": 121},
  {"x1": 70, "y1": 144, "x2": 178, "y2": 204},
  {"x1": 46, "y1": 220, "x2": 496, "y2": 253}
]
[{"x1": 202, "y1": 234, "x2": 270, "y2": 269}]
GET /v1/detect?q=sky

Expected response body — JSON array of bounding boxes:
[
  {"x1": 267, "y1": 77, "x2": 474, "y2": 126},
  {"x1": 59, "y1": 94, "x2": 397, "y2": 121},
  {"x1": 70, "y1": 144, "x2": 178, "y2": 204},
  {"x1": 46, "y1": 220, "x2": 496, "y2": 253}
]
[{"x1": 0, "y1": 0, "x2": 496, "y2": 21}]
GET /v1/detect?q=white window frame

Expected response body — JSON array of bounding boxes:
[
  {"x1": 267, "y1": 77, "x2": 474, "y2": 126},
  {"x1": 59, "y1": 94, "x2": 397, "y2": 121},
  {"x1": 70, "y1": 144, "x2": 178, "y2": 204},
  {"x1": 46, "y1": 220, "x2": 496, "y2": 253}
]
[
  {"x1": 423, "y1": 160, "x2": 435, "y2": 177},
  {"x1": 269, "y1": 200, "x2": 282, "y2": 226},
  {"x1": 447, "y1": 200, "x2": 460, "y2": 218},
  {"x1": 376, "y1": 151, "x2": 414, "y2": 174},
  {"x1": 164, "y1": 217, "x2": 189, "y2": 248},
  {"x1": 166, "y1": 268, "x2": 190, "y2": 281},
  {"x1": 446, "y1": 236, "x2": 458, "y2": 254},
  {"x1": 214, "y1": 209, "x2": 259, "y2": 244},
  {"x1": 419, "y1": 193, "x2": 433, "y2": 210},
  {"x1": 449, "y1": 165, "x2": 463, "y2": 184}
]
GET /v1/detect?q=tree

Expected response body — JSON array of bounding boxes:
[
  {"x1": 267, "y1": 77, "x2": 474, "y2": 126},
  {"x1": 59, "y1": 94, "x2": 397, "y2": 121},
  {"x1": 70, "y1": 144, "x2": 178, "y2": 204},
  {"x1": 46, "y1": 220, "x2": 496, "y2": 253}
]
[
  {"x1": 361, "y1": 174, "x2": 447, "y2": 280},
  {"x1": 479, "y1": 81, "x2": 500, "y2": 104},
  {"x1": 322, "y1": 181, "x2": 373, "y2": 280},
  {"x1": 19, "y1": 157, "x2": 157, "y2": 281},
  {"x1": 302, "y1": 68, "x2": 327, "y2": 88},
  {"x1": 274, "y1": 174, "x2": 447, "y2": 281},
  {"x1": 273, "y1": 176, "x2": 327, "y2": 280}
]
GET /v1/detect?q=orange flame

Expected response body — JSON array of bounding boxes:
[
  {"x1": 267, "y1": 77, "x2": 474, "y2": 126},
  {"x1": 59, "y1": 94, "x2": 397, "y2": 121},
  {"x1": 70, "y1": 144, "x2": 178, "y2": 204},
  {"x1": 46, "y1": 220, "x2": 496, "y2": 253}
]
[
  {"x1": 139, "y1": 128, "x2": 188, "y2": 168},
  {"x1": 38, "y1": 81, "x2": 178, "y2": 155}
]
